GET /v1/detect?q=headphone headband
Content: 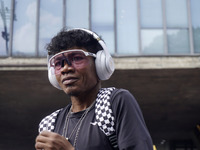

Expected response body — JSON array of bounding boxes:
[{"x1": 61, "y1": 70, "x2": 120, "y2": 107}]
[{"x1": 69, "y1": 28, "x2": 108, "y2": 52}]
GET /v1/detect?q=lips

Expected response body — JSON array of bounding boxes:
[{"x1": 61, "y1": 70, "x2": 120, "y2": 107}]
[{"x1": 62, "y1": 76, "x2": 78, "y2": 85}]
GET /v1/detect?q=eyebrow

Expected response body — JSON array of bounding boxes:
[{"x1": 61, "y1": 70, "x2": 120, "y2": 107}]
[{"x1": 54, "y1": 55, "x2": 64, "y2": 60}]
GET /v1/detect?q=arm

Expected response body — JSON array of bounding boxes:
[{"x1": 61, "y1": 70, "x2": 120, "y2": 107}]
[
  {"x1": 35, "y1": 131, "x2": 74, "y2": 150},
  {"x1": 111, "y1": 89, "x2": 153, "y2": 150}
]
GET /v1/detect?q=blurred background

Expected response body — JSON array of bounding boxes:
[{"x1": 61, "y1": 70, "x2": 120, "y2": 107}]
[{"x1": 0, "y1": 0, "x2": 200, "y2": 149}]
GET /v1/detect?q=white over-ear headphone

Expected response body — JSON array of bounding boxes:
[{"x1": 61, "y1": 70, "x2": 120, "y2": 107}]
[{"x1": 48, "y1": 28, "x2": 115, "y2": 90}]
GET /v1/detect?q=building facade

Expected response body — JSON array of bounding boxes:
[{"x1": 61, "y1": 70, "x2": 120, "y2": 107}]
[{"x1": 0, "y1": 0, "x2": 200, "y2": 150}]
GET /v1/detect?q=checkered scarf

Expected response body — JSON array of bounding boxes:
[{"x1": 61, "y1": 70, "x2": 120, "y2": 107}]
[
  {"x1": 38, "y1": 87, "x2": 116, "y2": 136},
  {"x1": 95, "y1": 87, "x2": 116, "y2": 136}
]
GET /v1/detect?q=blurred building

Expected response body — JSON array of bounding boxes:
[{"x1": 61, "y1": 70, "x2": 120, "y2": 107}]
[{"x1": 0, "y1": 0, "x2": 200, "y2": 149}]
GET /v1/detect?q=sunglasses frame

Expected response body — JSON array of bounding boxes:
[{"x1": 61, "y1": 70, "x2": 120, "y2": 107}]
[{"x1": 49, "y1": 49, "x2": 97, "y2": 74}]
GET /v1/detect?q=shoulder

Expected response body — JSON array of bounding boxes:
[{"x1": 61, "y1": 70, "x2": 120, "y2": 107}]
[
  {"x1": 38, "y1": 105, "x2": 70, "y2": 133},
  {"x1": 112, "y1": 88, "x2": 132, "y2": 96},
  {"x1": 38, "y1": 105, "x2": 72, "y2": 133},
  {"x1": 107, "y1": 88, "x2": 153, "y2": 149},
  {"x1": 38, "y1": 109, "x2": 63, "y2": 133},
  {"x1": 111, "y1": 88, "x2": 137, "y2": 105},
  {"x1": 110, "y1": 88, "x2": 143, "y2": 118}
]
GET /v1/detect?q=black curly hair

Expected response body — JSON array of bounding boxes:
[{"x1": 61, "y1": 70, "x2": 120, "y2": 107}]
[{"x1": 46, "y1": 28, "x2": 103, "y2": 55}]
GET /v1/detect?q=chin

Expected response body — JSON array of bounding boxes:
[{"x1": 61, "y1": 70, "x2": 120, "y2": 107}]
[{"x1": 63, "y1": 86, "x2": 80, "y2": 96}]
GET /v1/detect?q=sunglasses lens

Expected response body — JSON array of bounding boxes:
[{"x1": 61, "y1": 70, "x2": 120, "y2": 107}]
[{"x1": 49, "y1": 51, "x2": 89, "y2": 75}]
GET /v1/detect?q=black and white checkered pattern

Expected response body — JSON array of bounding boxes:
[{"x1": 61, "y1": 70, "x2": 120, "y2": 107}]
[
  {"x1": 38, "y1": 88, "x2": 117, "y2": 148},
  {"x1": 95, "y1": 87, "x2": 115, "y2": 136},
  {"x1": 38, "y1": 109, "x2": 62, "y2": 133},
  {"x1": 38, "y1": 87, "x2": 116, "y2": 136}
]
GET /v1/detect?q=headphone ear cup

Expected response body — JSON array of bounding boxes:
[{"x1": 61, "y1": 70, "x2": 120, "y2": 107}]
[
  {"x1": 95, "y1": 50, "x2": 114, "y2": 80},
  {"x1": 48, "y1": 67, "x2": 62, "y2": 90}
]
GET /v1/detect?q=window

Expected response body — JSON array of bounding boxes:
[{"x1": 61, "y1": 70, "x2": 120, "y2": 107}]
[
  {"x1": 140, "y1": 0, "x2": 163, "y2": 28},
  {"x1": 141, "y1": 30, "x2": 164, "y2": 54},
  {"x1": 165, "y1": 0, "x2": 188, "y2": 28},
  {"x1": 140, "y1": 0, "x2": 192, "y2": 55},
  {"x1": 116, "y1": 0, "x2": 138, "y2": 55},
  {"x1": 190, "y1": 0, "x2": 200, "y2": 53},
  {"x1": 12, "y1": 0, "x2": 37, "y2": 56},
  {"x1": 39, "y1": 0, "x2": 63, "y2": 56},
  {"x1": 0, "y1": 0, "x2": 11, "y2": 56},
  {"x1": 0, "y1": 0, "x2": 200, "y2": 57},
  {"x1": 167, "y1": 29, "x2": 190, "y2": 54},
  {"x1": 91, "y1": 0, "x2": 115, "y2": 54},
  {"x1": 166, "y1": 0, "x2": 190, "y2": 54},
  {"x1": 66, "y1": 0, "x2": 89, "y2": 29},
  {"x1": 140, "y1": 0, "x2": 164, "y2": 54}
]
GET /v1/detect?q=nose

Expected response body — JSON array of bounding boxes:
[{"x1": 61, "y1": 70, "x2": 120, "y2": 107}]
[
  {"x1": 60, "y1": 59, "x2": 74, "y2": 74},
  {"x1": 61, "y1": 59, "x2": 71, "y2": 67}
]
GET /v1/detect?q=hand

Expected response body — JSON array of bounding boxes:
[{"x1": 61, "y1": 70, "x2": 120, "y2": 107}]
[{"x1": 35, "y1": 131, "x2": 74, "y2": 150}]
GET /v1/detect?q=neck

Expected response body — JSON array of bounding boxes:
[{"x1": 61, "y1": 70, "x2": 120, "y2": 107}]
[{"x1": 70, "y1": 83, "x2": 101, "y2": 112}]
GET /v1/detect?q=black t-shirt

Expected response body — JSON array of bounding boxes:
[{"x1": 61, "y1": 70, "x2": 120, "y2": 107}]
[{"x1": 54, "y1": 88, "x2": 153, "y2": 150}]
